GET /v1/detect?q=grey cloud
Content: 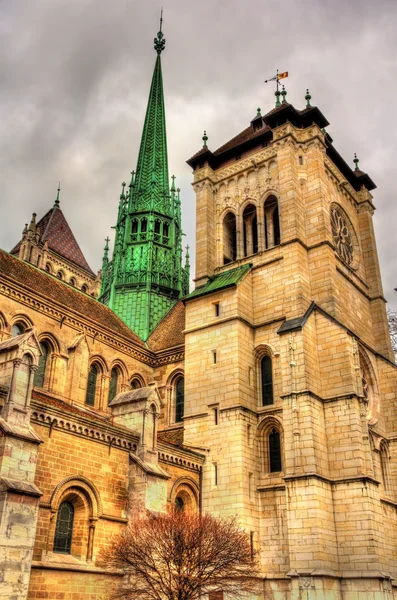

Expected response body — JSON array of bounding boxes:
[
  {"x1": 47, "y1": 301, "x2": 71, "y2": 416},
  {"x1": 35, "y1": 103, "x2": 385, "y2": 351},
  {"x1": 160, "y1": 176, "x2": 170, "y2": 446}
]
[{"x1": 0, "y1": 0, "x2": 396, "y2": 309}]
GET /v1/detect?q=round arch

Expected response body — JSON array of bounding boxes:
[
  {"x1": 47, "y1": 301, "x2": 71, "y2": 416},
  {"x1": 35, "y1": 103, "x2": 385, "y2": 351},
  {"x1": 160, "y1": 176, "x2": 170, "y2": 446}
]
[
  {"x1": 88, "y1": 355, "x2": 108, "y2": 375},
  {"x1": 37, "y1": 331, "x2": 61, "y2": 354},
  {"x1": 170, "y1": 477, "x2": 199, "y2": 512},
  {"x1": 50, "y1": 475, "x2": 103, "y2": 518},
  {"x1": 129, "y1": 373, "x2": 146, "y2": 389}
]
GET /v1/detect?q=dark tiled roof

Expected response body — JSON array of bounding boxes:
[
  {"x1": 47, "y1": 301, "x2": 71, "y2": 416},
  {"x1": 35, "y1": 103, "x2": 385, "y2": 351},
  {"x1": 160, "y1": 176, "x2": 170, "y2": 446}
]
[
  {"x1": 11, "y1": 206, "x2": 95, "y2": 276},
  {"x1": 147, "y1": 301, "x2": 185, "y2": 351},
  {"x1": 184, "y1": 264, "x2": 252, "y2": 301},
  {"x1": 0, "y1": 249, "x2": 146, "y2": 348}
]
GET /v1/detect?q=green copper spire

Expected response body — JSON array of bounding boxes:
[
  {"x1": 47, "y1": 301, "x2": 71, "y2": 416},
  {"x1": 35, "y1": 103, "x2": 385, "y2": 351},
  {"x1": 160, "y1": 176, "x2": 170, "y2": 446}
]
[
  {"x1": 353, "y1": 153, "x2": 359, "y2": 171},
  {"x1": 99, "y1": 19, "x2": 189, "y2": 341}
]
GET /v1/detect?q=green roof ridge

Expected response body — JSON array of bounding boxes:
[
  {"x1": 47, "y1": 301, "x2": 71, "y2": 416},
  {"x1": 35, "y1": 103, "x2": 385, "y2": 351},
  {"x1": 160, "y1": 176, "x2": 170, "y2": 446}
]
[{"x1": 184, "y1": 264, "x2": 252, "y2": 301}]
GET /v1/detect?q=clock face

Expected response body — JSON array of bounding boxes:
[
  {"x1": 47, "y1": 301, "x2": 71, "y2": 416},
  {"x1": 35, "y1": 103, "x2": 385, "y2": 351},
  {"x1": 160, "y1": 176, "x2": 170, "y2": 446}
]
[{"x1": 331, "y1": 206, "x2": 354, "y2": 266}]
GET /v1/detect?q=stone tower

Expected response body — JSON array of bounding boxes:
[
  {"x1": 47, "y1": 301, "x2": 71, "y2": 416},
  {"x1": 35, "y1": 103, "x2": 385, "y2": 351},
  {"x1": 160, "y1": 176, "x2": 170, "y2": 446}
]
[
  {"x1": 184, "y1": 89, "x2": 397, "y2": 599},
  {"x1": 100, "y1": 20, "x2": 189, "y2": 341}
]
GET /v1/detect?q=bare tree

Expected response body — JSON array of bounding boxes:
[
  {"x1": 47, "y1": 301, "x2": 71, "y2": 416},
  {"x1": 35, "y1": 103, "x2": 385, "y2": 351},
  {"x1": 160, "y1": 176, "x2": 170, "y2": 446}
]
[
  {"x1": 99, "y1": 510, "x2": 259, "y2": 600},
  {"x1": 387, "y1": 308, "x2": 397, "y2": 360}
]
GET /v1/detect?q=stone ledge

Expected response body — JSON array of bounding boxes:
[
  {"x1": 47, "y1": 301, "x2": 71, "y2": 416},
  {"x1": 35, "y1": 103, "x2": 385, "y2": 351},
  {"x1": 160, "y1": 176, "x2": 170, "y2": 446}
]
[{"x1": 0, "y1": 476, "x2": 42, "y2": 497}]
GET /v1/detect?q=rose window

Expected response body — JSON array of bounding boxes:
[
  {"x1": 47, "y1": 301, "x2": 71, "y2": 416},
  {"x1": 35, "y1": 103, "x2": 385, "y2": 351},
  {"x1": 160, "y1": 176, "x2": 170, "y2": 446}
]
[{"x1": 331, "y1": 207, "x2": 354, "y2": 266}]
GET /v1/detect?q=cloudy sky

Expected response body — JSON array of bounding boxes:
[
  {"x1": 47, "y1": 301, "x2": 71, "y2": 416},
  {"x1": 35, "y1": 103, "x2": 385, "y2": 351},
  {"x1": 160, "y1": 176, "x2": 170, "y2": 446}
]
[{"x1": 1, "y1": 0, "x2": 396, "y2": 309}]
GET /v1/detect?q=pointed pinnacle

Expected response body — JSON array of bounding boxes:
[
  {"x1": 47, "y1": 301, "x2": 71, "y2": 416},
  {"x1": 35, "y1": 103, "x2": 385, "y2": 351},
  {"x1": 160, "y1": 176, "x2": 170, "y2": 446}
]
[
  {"x1": 202, "y1": 130, "x2": 208, "y2": 147},
  {"x1": 305, "y1": 88, "x2": 311, "y2": 108},
  {"x1": 54, "y1": 182, "x2": 61, "y2": 207},
  {"x1": 353, "y1": 153, "x2": 359, "y2": 171},
  {"x1": 120, "y1": 182, "x2": 126, "y2": 199},
  {"x1": 129, "y1": 170, "x2": 135, "y2": 187},
  {"x1": 171, "y1": 174, "x2": 176, "y2": 192}
]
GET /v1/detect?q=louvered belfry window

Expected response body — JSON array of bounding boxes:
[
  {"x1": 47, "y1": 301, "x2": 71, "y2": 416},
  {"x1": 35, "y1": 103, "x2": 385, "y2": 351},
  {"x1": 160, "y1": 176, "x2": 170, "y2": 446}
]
[
  {"x1": 269, "y1": 428, "x2": 282, "y2": 473},
  {"x1": 54, "y1": 501, "x2": 74, "y2": 554},
  {"x1": 34, "y1": 342, "x2": 48, "y2": 388},
  {"x1": 108, "y1": 368, "x2": 119, "y2": 404},
  {"x1": 85, "y1": 364, "x2": 98, "y2": 406},
  {"x1": 261, "y1": 356, "x2": 273, "y2": 406},
  {"x1": 175, "y1": 377, "x2": 184, "y2": 423}
]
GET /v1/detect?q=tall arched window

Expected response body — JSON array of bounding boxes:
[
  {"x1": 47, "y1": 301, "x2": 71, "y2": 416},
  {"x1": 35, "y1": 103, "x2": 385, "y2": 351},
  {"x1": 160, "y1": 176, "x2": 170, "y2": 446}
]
[
  {"x1": 34, "y1": 341, "x2": 50, "y2": 388},
  {"x1": 243, "y1": 204, "x2": 258, "y2": 257},
  {"x1": 54, "y1": 501, "x2": 74, "y2": 554},
  {"x1": 223, "y1": 212, "x2": 237, "y2": 264},
  {"x1": 81, "y1": 284, "x2": 88, "y2": 293},
  {"x1": 85, "y1": 364, "x2": 98, "y2": 406},
  {"x1": 261, "y1": 356, "x2": 273, "y2": 406},
  {"x1": 175, "y1": 377, "x2": 185, "y2": 423},
  {"x1": 269, "y1": 429, "x2": 281, "y2": 473},
  {"x1": 108, "y1": 368, "x2": 119, "y2": 405},
  {"x1": 264, "y1": 196, "x2": 280, "y2": 249}
]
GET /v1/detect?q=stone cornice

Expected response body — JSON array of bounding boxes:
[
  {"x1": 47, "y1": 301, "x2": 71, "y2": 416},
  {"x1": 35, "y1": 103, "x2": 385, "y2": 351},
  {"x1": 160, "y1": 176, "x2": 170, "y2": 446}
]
[{"x1": 30, "y1": 398, "x2": 139, "y2": 452}]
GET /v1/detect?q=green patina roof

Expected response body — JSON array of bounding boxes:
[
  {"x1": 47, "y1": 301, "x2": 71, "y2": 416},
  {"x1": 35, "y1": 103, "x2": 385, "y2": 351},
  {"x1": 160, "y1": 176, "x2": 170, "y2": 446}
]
[
  {"x1": 99, "y1": 20, "x2": 189, "y2": 341},
  {"x1": 184, "y1": 264, "x2": 252, "y2": 301}
]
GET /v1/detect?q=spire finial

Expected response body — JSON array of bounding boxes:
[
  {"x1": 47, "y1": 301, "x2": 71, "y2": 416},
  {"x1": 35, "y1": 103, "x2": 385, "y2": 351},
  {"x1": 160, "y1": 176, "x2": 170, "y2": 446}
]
[
  {"x1": 129, "y1": 170, "x2": 135, "y2": 188},
  {"x1": 120, "y1": 181, "x2": 126, "y2": 200},
  {"x1": 202, "y1": 130, "x2": 208, "y2": 147},
  {"x1": 305, "y1": 88, "x2": 311, "y2": 108},
  {"x1": 171, "y1": 174, "x2": 176, "y2": 193},
  {"x1": 281, "y1": 85, "x2": 287, "y2": 104},
  {"x1": 154, "y1": 10, "x2": 166, "y2": 54},
  {"x1": 275, "y1": 89, "x2": 281, "y2": 108},
  {"x1": 353, "y1": 153, "x2": 359, "y2": 171},
  {"x1": 257, "y1": 107, "x2": 261, "y2": 116},
  {"x1": 54, "y1": 182, "x2": 60, "y2": 208}
]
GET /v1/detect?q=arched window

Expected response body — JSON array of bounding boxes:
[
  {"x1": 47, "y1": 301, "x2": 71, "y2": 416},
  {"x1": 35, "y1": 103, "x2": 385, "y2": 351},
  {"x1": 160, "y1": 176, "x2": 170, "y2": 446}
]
[
  {"x1": 223, "y1": 212, "x2": 237, "y2": 264},
  {"x1": 54, "y1": 501, "x2": 74, "y2": 554},
  {"x1": 131, "y1": 219, "x2": 138, "y2": 234},
  {"x1": 81, "y1": 284, "x2": 88, "y2": 293},
  {"x1": 243, "y1": 204, "x2": 258, "y2": 257},
  {"x1": 175, "y1": 377, "x2": 185, "y2": 423},
  {"x1": 34, "y1": 341, "x2": 50, "y2": 388},
  {"x1": 175, "y1": 496, "x2": 184, "y2": 512},
  {"x1": 69, "y1": 278, "x2": 76, "y2": 287},
  {"x1": 57, "y1": 271, "x2": 64, "y2": 280},
  {"x1": 163, "y1": 222, "x2": 169, "y2": 238},
  {"x1": 261, "y1": 356, "x2": 273, "y2": 406},
  {"x1": 130, "y1": 377, "x2": 143, "y2": 390},
  {"x1": 264, "y1": 196, "x2": 280, "y2": 249},
  {"x1": 154, "y1": 220, "x2": 161, "y2": 234},
  {"x1": 45, "y1": 263, "x2": 52, "y2": 273},
  {"x1": 85, "y1": 364, "x2": 98, "y2": 406},
  {"x1": 269, "y1": 429, "x2": 281, "y2": 472},
  {"x1": 141, "y1": 218, "x2": 147, "y2": 233},
  {"x1": 11, "y1": 322, "x2": 25, "y2": 337},
  {"x1": 108, "y1": 368, "x2": 119, "y2": 405}
]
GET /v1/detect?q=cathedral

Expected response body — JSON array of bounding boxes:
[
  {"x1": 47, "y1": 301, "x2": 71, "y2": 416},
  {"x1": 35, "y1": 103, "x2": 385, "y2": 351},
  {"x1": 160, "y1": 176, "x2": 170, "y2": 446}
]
[{"x1": 1, "y1": 18, "x2": 397, "y2": 600}]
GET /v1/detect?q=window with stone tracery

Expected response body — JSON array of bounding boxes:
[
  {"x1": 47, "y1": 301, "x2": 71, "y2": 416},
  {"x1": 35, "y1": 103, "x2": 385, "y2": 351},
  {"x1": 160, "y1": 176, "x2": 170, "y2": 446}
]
[
  {"x1": 54, "y1": 501, "x2": 74, "y2": 554},
  {"x1": 330, "y1": 204, "x2": 357, "y2": 268},
  {"x1": 222, "y1": 211, "x2": 237, "y2": 264}
]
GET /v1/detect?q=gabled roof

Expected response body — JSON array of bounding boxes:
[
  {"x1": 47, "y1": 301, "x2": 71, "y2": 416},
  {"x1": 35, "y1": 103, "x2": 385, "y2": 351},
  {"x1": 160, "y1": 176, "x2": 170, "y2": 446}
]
[
  {"x1": 11, "y1": 206, "x2": 95, "y2": 276},
  {"x1": 184, "y1": 264, "x2": 252, "y2": 302},
  {"x1": 0, "y1": 249, "x2": 146, "y2": 348},
  {"x1": 147, "y1": 301, "x2": 185, "y2": 351}
]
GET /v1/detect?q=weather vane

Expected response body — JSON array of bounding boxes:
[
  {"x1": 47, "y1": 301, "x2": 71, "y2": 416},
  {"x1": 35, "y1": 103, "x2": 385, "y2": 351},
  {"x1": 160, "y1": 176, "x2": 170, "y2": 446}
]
[{"x1": 264, "y1": 69, "x2": 288, "y2": 92}]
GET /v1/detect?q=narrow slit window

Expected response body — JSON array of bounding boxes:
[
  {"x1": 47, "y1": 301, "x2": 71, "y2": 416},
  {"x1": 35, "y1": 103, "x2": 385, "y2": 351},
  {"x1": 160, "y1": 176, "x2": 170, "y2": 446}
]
[
  {"x1": 213, "y1": 351, "x2": 217, "y2": 364},
  {"x1": 214, "y1": 407, "x2": 219, "y2": 425},
  {"x1": 214, "y1": 463, "x2": 218, "y2": 486},
  {"x1": 85, "y1": 364, "x2": 98, "y2": 406},
  {"x1": 269, "y1": 428, "x2": 282, "y2": 473},
  {"x1": 214, "y1": 302, "x2": 220, "y2": 317},
  {"x1": 175, "y1": 377, "x2": 184, "y2": 423},
  {"x1": 261, "y1": 356, "x2": 273, "y2": 406}
]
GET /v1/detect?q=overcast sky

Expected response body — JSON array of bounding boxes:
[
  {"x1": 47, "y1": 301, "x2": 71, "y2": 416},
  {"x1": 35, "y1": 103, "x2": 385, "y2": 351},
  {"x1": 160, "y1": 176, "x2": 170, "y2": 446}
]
[{"x1": 1, "y1": 0, "x2": 396, "y2": 310}]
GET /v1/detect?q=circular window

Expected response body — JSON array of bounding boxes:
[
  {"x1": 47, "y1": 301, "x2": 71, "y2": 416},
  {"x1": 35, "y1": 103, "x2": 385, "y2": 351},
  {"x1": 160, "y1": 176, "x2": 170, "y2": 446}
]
[{"x1": 330, "y1": 205, "x2": 354, "y2": 267}]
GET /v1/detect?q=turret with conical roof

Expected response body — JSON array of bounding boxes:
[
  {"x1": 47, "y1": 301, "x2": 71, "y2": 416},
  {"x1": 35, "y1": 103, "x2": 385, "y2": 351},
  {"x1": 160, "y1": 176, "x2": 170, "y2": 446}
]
[{"x1": 99, "y1": 17, "x2": 189, "y2": 341}]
